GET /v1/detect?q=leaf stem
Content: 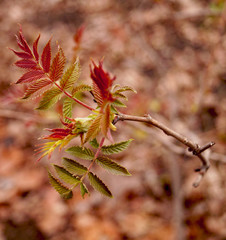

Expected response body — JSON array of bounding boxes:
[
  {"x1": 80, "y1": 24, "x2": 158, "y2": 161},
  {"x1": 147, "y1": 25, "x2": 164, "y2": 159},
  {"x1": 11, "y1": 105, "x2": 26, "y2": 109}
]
[
  {"x1": 52, "y1": 80, "x2": 94, "y2": 111},
  {"x1": 81, "y1": 137, "x2": 105, "y2": 181}
]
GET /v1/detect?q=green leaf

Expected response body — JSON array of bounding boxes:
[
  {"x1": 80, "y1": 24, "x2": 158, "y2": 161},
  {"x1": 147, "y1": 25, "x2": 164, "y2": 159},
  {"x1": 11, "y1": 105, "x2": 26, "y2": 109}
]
[
  {"x1": 88, "y1": 172, "x2": 112, "y2": 198},
  {"x1": 96, "y1": 157, "x2": 131, "y2": 176},
  {"x1": 60, "y1": 58, "x2": 81, "y2": 90},
  {"x1": 36, "y1": 87, "x2": 62, "y2": 110},
  {"x1": 89, "y1": 138, "x2": 99, "y2": 148},
  {"x1": 114, "y1": 86, "x2": 137, "y2": 94},
  {"x1": 63, "y1": 98, "x2": 73, "y2": 123},
  {"x1": 112, "y1": 92, "x2": 128, "y2": 100},
  {"x1": 54, "y1": 164, "x2": 80, "y2": 185},
  {"x1": 66, "y1": 146, "x2": 94, "y2": 160},
  {"x1": 110, "y1": 105, "x2": 119, "y2": 114},
  {"x1": 80, "y1": 182, "x2": 89, "y2": 198},
  {"x1": 101, "y1": 139, "x2": 133, "y2": 155},
  {"x1": 112, "y1": 99, "x2": 126, "y2": 108},
  {"x1": 62, "y1": 157, "x2": 88, "y2": 175},
  {"x1": 72, "y1": 84, "x2": 92, "y2": 95},
  {"x1": 48, "y1": 171, "x2": 73, "y2": 199}
]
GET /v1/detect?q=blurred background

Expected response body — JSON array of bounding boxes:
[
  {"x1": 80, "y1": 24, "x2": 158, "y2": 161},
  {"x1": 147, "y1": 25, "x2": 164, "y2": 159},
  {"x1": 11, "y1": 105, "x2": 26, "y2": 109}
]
[{"x1": 0, "y1": 0, "x2": 226, "y2": 239}]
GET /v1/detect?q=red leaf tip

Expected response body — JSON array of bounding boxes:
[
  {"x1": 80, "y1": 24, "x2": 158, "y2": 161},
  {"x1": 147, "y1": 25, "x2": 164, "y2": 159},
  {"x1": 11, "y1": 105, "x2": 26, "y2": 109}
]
[{"x1": 90, "y1": 60, "x2": 115, "y2": 104}]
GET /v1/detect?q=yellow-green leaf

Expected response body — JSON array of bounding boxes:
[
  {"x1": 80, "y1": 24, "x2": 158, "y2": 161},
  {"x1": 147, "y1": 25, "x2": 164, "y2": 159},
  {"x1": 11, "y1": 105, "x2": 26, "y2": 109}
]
[
  {"x1": 66, "y1": 146, "x2": 94, "y2": 160},
  {"x1": 112, "y1": 99, "x2": 126, "y2": 108},
  {"x1": 114, "y1": 86, "x2": 137, "y2": 94},
  {"x1": 101, "y1": 139, "x2": 133, "y2": 155},
  {"x1": 63, "y1": 98, "x2": 73, "y2": 123},
  {"x1": 89, "y1": 138, "x2": 99, "y2": 148},
  {"x1": 80, "y1": 182, "x2": 89, "y2": 198},
  {"x1": 54, "y1": 164, "x2": 80, "y2": 185},
  {"x1": 48, "y1": 171, "x2": 73, "y2": 199},
  {"x1": 72, "y1": 84, "x2": 92, "y2": 95},
  {"x1": 36, "y1": 87, "x2": 62, "y2": 110},
  {"x1": 96, "y1": 156, "x2": 131, "y2": 176},
  {"x1": 88, "y1": 172, "x2": 112, "y2": 198},
  {"x1": 62, "y1": 158, "x2": 88, "y2": 175},
  {"x1": 60, "y1": 58, "x2": 81, "y2": 90}
]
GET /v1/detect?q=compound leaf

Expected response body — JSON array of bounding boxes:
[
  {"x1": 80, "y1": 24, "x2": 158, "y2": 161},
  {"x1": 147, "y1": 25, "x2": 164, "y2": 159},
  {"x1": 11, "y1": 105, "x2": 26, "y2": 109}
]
[
  {"x1": 62, "y1": 158, "x2": 88, "y2": 175},
  {"x1": 88, "y1": 172, "x2": 112, "y2": 198},
  {"x1": 54, "y1": 164, "x2": 80, "y2": 185},
  {"x1": 66, "y1": 146, "x2": 94, "y2": 160},
  {"x1": 96, "y1": 156, "x2": 131, "y2": 176},
  {"x1": 101, "y1": 139, "x2": 133, "y2": 155},
  {"x1": 48, "y1": 171, "x2": 73, "y2": 199}
]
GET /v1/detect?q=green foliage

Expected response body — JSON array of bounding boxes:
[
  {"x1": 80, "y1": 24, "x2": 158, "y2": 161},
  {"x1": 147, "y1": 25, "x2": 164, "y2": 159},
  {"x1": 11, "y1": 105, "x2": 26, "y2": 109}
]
[
  {"x1": 112, "y1": 99, "x2": 127, "y2": 108},
  {"x1": 101, "y1": 139, "x2": 133, "y2": 155},
  {"x1": 54, "y1": 164, "x2": 80, "y2": 185},
  {"x1": 112, "y1": 92, "x2": 128, "y2": 100},
  {"x1": 89, "y1": 138, "x2": 99, "y2": 148},
  {"x1": 36, "y1": 87, "x2": 62, "y2": 110},
  {"x1": 72, "y1": 84, "x2": 92, "y2": 95},
  {"x1": 63, "y1": 98, "x2": 73, "y2": 123},
  {"x1": 80, "y1": 182, "x2": 89, "y2": 198},
  {"x1": 96, "y1": 157, "x2": 131, "y2": 176},
  {"x1": 48, "y1": 171, "x2": 73, "y2": 199},
  {"x1": 66, "y1": 146, "x2": 94, "y2": 160},
  {"x1": 113, "y1": 85, "x2": 137, "y2": 94},
  {"x1": 62, "y1": 158, "x2": 88, "y2": 175},
  {"x1": 88, "y1": 172, "x2": 112, "y2": 198},
  {"x1": 60, "y1": 58, "x2": 81, "y2": 90}
]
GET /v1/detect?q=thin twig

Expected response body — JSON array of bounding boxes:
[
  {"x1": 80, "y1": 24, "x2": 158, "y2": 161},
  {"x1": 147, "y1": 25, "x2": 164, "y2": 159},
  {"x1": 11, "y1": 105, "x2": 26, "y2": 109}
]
[{"x1": 114, "y1": 113, "x2": 215, "y2": 187}]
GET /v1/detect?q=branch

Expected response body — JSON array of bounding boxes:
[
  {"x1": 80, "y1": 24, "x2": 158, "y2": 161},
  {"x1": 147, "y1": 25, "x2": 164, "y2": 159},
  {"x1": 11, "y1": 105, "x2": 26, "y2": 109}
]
[{"x1": 113, "y1": 113, "x2": 215, "y2": 187}]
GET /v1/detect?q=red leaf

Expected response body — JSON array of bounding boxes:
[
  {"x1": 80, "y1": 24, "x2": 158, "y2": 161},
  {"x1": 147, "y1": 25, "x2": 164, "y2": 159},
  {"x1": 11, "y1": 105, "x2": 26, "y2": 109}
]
[
  {"x1": 10, "y1": 48, "x2": 32, "y2": 59},
  {"x1": 17, "y1": 27, "x2": 33, "y2": 55},
  {"x1": 49, "y1": 47, "x2": 66, "y2": 81},
  {"x1": 90, "y1": 61, "x2": 115, "y2": 104},
  {"x1": 43, "y1": 128, "x2": 72, "y2": 140},
  {"x1": 22, "y1": 79, "x2": 52, "y2": 99},
  {"x1": 33, "y1": 34, "x2": 40, "y2": 61},
  {"x1": 41, "y1": 39, "x2": 51, "y2": 73},
  {"x1": 16, "y1": 70, "x2": 45, "y2": 84},
  {"x1": 15, "y1": 59, "x2": 37, "y2": 69},
  {"x1": 74, "y1": 25, "x2": 85, "y2": 45}
]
